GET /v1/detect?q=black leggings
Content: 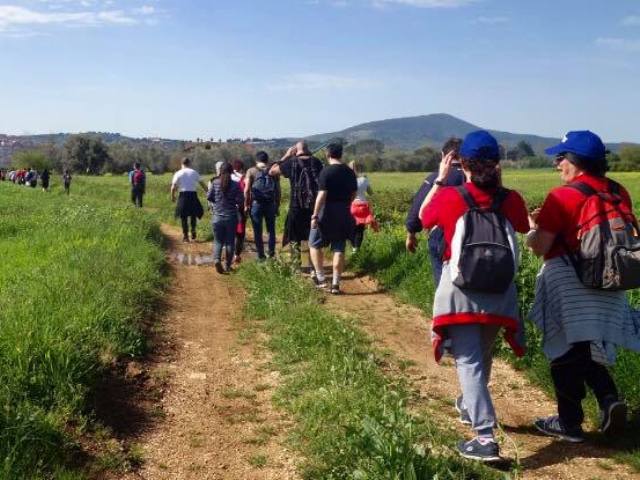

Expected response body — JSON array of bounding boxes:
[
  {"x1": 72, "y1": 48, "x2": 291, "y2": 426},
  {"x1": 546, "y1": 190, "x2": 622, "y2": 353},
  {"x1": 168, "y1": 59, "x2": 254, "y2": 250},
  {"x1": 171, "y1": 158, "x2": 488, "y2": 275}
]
[
  {"x1": 353, "y1": 225, "x2": 366, "y2": 249},
  {"x1": 181, "y1": 216, "x2": 197, "y2": 239},
  {"x1": 550, "y1": 342, "x2": 618, "y2": 428}
]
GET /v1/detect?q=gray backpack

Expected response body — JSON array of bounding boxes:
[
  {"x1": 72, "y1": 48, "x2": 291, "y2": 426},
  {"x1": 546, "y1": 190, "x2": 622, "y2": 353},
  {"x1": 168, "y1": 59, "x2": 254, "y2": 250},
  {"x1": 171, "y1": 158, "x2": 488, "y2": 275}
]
[{"x1": 565, "y1": 181, "x2": 640, "y2": 290}]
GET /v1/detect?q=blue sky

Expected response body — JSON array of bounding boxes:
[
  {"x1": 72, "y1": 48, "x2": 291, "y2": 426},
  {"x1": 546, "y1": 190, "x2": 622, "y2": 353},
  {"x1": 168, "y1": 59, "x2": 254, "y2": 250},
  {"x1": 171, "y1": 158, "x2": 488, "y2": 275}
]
[{"x1": 1, "y1": 0, "x2": 639, "y2": 142}]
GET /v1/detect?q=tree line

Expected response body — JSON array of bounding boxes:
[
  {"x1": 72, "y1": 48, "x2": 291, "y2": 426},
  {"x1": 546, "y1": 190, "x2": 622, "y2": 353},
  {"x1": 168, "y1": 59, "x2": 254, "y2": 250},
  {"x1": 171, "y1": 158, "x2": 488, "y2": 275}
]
[{"x1": 7, "y1": 134, "x2": 640, "y2": 174}]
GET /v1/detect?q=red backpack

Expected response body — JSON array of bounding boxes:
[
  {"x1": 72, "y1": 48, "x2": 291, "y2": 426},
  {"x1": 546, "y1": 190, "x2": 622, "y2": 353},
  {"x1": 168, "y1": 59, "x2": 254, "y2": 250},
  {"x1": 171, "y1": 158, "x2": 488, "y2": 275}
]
[
  {"x1": 566, "y1": 180, "x2": 640, "y2": 290},
  {"x1": 133, "y1": 170, "x2": 146, "y2": 187}
]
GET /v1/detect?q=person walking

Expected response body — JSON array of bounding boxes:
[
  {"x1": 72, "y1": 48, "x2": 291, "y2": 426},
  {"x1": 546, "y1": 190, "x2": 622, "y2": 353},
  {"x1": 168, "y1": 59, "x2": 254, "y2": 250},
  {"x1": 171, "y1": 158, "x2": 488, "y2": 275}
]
[
  {"x1": 309, "y1": 143, "x2": 358, "y2": 295},
  {"x1": 348, "y1": 161, "x2": 378, "y2": 252},
  {"x1": 232, "y1": 159, "x2": 248, "y2": 264},
  {"x1": 207, "y1": 162, "x2": 244, "y2": 274},
  {"x1": 245, "y1": 151, "x2": 280, "y2": 261},
  {"x1": 269, "y1": 140, "x2": 323, "y2": 270},
  {"x1": 171, "y1": 157, "x2": 207, "y2": 243},
  {"x1": 526, "y1": 130, "x2": 640, "y2": 442},
  {"x1": 41, "y1": 168, "x2": 50, "y2": 192},
  {"x1": 62, "y1": 170, "x2": 72, "y2": 195},
  {"x1": 130, "y1": 162, "x2": 146, "y2": 208},
  {"x1": 406, "y1": 137, "x2": 464, "y2": 285},
  {"x1": 420, "y1": 130, "x2": 530, "y2": 462}
]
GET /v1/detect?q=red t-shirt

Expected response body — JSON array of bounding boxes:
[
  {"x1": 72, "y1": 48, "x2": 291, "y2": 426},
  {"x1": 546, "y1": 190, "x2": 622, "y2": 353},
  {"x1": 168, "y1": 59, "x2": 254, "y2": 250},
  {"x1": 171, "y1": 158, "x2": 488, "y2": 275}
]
[
  {"x1": 536, "y1": 174, "x2": 633, "y2": 260},
  {"x1": 420, "y1": 182, "x2": 530, "y2": 261}
]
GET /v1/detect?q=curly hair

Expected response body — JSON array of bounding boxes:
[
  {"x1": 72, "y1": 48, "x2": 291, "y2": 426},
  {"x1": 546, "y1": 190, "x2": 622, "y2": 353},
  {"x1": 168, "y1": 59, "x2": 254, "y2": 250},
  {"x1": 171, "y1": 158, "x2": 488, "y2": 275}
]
[{"x1": 461, "y1": 158, "x2": 500, "y2": 189}]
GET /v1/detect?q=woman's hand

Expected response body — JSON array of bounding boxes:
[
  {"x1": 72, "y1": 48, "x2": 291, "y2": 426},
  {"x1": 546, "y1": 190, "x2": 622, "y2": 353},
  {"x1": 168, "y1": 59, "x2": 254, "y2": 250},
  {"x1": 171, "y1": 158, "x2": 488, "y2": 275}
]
[
  {"x1": 436, "y1": 150, "x2": 456, "y2": 183},
  {"x1": 529, "y1": 208, "x2": 541, "y2": 230}
]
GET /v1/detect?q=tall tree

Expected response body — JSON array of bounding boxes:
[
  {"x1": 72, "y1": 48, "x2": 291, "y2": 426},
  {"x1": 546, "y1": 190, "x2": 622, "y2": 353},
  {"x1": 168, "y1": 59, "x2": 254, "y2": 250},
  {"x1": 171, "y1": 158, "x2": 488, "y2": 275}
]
[{"x1": 63, "y1": 135, "x2": 111, "y2": 174}]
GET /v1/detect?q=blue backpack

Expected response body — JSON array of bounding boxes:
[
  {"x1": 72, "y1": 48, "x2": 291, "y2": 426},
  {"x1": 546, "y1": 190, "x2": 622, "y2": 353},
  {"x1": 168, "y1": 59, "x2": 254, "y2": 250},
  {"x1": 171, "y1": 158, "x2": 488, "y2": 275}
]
[{"x1": 252, "y1": 169, "x2": 276, "y2": 204}]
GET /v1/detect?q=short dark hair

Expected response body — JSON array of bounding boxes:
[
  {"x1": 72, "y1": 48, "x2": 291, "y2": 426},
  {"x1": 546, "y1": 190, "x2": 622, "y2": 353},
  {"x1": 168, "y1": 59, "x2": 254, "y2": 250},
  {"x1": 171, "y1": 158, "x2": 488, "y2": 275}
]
[
  {"x1": 565, "y1": 152, "x2": 608, "y2": 177},
  {"x1": 182, "y1": 157, "x2": 191, "y2": 166},
  {"x1": 256, "y1": 151, "x2": 269, "y2": 164},
  {"x1": 327, "y1": 143, "x2": 343, "y2": 160},
  {"x1": 134, "y1": 162, "x2": 141, "y2": 169},
  {"x1": 442, "y1": 137, "x2": 462, "y2": 156}
]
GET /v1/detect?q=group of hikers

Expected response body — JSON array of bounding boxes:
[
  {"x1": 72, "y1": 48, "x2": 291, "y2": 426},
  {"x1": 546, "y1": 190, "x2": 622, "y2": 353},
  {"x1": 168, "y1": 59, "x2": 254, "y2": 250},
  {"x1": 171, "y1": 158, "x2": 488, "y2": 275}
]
[
  {"x1": 169, "y1": 143, "x2": 377, "y2": 291},
  {"x1": 169, "y1": 128, "x2": 640, "y2": 463},
  {"x1": 403, "y1": 129, "x2": 640, "y2": 462},
  {"x1": 1, "y1": 167, "x2": 72, "y2": 194}
]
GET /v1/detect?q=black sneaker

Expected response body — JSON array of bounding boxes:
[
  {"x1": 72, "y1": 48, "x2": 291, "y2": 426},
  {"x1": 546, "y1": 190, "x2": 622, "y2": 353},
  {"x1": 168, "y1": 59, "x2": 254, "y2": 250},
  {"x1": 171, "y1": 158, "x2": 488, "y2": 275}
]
[
  {"x1": 599, "y1": 398, "x2": 627, "y2": 435},
  {"x1": 455, "y1": 396, "x2": 472, "y2": 426},
  {"x1": 457, "y1": 437, "x2": 501, "y2": 463},
  {"x1": 330, "y1": 284, "x2": 340, "y2": 295},
  {"x1": 183, "y1": 236, "x2": 190, "y2": 243},
  {"x1": 214, "y1": 261, "x2": 225, "y2": 275},
  {"x1": 534, "y1": 415, "x2": 584, "y2": 443}
]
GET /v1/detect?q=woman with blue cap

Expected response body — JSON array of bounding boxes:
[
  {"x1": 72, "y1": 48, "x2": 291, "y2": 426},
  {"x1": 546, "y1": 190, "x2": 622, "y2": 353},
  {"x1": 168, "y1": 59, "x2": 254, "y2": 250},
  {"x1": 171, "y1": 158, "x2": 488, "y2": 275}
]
[
  {"x1": 527, "y1": 130, "x2": 640, "y2": 442},
  {"x1": 420, "y1": 130, "x2": 530, "y2": 462}
]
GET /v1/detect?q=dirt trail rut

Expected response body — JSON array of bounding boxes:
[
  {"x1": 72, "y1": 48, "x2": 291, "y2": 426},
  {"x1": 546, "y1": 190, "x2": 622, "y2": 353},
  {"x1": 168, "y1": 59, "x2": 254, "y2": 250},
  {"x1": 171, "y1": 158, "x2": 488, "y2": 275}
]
[
  {"x1": 324, "y1": 273, "x2": 638, "y2": 480},
  {"x1": 120, "y1": 225, "x2": 298, "y2": 480}
]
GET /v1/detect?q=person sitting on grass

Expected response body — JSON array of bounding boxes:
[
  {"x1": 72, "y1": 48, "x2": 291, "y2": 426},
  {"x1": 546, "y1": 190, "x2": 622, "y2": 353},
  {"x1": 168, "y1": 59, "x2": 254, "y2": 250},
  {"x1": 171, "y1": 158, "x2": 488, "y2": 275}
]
[
  {"x1": 527, "y1": 130, "x2": 640, "y2": 443},
  {"x1": 406, "y1": 137, "x2": 464, "y2": 285},
  {"x1": 420, "y1": 130, "x2": 530, "y2": 463},
  {"x1": 207, "y1": 162, "x2": 244, "y2": 274},
  {"x1": 309, "y1": 143, "x2": 357, "y2": 295}
]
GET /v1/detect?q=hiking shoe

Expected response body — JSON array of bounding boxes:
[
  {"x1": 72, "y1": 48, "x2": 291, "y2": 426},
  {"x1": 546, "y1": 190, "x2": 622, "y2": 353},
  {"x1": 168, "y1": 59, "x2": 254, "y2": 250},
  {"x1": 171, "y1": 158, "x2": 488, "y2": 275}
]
[
  {"x1": 455, "y1": 396, "x2": 472, "y2": 426},
  {"x1": 311, "y1": 275, "x2": 327, "y2": 289},
  {"x1": 233, "y1": 255, "x2": 242, "y2": 265},
  {"x1": 456, "y1": 437, "x2": 501, "y2": 463},
  {"x1": 599, "y1": 398, "x2": 627, "y2": 435},
  {"x1": 534, "y1": 415, "x2": 584, "y2": 443},
  {"x1": 330, "y1": 284, "x2": 341, "y2": 295},
  {"x1": 214, "y1": 261, "x2": 225, "y2": 275},
  {"x1": 182, "y1": 236, "x2": 190, "y2": 243}
]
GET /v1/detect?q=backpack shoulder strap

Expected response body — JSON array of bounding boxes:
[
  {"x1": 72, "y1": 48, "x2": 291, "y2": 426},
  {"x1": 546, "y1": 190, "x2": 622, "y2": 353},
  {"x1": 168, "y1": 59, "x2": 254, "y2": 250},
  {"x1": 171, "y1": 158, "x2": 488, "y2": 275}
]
[
  {"x1": 608, "y1": 179, "x2": 621, "y2": 195},
  {"x1": 456, "y1": 186, "x2": 477, "y2": 209},
  {"x1": 490, "y1": 187, "x2": 510, "y2": 212},
  {"x1": 567, "y1": 181, "x2": 597, "y2": 197}
]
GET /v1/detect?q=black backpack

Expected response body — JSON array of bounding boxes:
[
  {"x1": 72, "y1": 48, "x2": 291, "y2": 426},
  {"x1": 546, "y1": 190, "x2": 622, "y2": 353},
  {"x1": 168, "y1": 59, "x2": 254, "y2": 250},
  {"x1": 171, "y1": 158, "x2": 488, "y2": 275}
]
[
  {"x1": 292, "y1": 157, "x2": 319, "y2": 210},
  {"x1": 450, "y1": 187, "x2": 517, "y2": 293},
  {"x1": 252, "y1": 169, "x2": 276, "y2": 204}
]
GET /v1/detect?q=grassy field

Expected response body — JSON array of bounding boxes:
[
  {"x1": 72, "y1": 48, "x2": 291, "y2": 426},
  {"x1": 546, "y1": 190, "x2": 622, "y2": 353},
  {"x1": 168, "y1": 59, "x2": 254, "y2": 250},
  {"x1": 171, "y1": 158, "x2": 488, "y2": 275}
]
[
  {"x1": 351, "y1": 168, "x2": 640, "y2": 469},
  {"x1": 240, "y1": 261, "x2": 500, "y2": 479},
  {"x1": 0, "y1": 181, "x2": 166, "y2": 479}
]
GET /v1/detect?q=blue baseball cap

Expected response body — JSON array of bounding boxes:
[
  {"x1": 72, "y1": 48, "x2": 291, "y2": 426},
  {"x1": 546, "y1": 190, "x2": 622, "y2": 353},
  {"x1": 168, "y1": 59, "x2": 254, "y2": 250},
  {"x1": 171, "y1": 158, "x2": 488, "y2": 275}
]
[
  {"x1": 544, "y1": 130, "x2": 606, "y2": 160},
  {"x1": 460, "y1": 130, "x2": 500, "y2": 162}
]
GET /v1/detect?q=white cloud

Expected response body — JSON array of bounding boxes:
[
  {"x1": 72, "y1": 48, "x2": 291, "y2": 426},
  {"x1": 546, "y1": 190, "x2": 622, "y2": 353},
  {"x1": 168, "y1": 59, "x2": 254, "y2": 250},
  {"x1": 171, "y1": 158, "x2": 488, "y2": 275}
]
[
  {"x1": 0, "y1": 3, "x2": 160, "y2": 34},
  {"x1": 372, "y1": 0, "x2": 477, "y2": 7},
  {"x1": 622, "y1": 15, "x2": 640, "y2": 27},
  {"x1": 473, "y1": 15, "x2": 509, "y2": 24},
  {"x1": 595, "y1": 37, "x2": 640, "y2": 53},
  {"x1": 269, "y1": 73, "x2": 379, "y2": 91}
]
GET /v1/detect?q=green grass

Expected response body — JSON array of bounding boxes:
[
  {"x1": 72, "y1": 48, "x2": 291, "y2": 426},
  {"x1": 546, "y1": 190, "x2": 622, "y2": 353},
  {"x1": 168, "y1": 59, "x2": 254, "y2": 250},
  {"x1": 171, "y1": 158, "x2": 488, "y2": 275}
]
[
  {"x1": 0, "y1": 181, "x2": 166, "y2": 479},
  {"x1": 350, "y1": 169, "x2": 640, "y2": 469},
  {"x1": 239, "y1": 261, "x2": 501, "y2": 479}
]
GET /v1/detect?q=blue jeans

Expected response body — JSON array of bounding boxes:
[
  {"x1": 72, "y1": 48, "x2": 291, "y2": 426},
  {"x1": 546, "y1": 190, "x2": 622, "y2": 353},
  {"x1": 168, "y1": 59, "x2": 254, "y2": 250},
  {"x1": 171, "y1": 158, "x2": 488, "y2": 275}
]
[
  {"x1": 250, "y1": 202, "x2": 276, "y2": 259},
  {"x1": 428, "y1": 227, "x2": 445, "y2": 286},
  {"x1": 213, "y1": 216, "x2": 237, "y2": 269}
]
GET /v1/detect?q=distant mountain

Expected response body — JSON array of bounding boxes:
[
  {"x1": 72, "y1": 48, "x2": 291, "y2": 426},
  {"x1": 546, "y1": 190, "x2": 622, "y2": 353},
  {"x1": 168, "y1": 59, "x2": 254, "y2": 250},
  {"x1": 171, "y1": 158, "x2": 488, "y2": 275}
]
[{"x1": 307, "y1": 113, "x2": 632, "y2": 153}]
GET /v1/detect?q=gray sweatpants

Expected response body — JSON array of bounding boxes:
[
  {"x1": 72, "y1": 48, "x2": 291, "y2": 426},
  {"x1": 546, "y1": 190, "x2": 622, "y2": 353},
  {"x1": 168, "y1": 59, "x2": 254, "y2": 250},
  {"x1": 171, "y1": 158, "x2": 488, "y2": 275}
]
[{"x1": 448, "y1": 324, "x2": 500, "y2": 436}]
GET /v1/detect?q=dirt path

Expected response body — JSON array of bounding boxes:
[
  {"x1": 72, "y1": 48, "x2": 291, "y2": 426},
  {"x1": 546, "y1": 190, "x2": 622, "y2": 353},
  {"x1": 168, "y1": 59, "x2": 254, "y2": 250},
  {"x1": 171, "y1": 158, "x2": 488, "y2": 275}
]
[
  {"x1": 323, "y1": 273, "x2": 638, "y2": 480},
  {"x1": 118, "y1": 225, "x2": 299, "y2": 480}
]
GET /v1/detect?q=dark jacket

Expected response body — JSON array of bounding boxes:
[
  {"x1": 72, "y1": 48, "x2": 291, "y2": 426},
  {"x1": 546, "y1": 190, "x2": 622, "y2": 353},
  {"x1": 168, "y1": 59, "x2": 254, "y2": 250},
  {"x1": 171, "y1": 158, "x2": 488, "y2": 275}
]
[{"x1": 405, "y1": 167, "x2": 465, "y2": 234}]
